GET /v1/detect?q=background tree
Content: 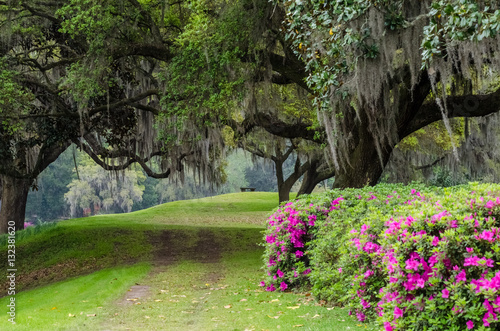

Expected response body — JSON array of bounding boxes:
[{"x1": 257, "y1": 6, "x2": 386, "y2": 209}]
[{"x1": 64, "y1": 157, "x2": 145, "y2": 217}]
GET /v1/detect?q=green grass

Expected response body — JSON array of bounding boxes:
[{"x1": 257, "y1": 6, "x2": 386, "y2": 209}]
[
  {"x1": 0, "y1": 191, "x2": 372, "y2": 330},
  {"x1": 0, "y1": 263, "x2": 150, "y2": 330},
  {"x1": 95, "y1": 250, "x2": 371, "y2": 331},
  {"x1": 63, "y1": 192, "x2": 284, "y2": 229}
]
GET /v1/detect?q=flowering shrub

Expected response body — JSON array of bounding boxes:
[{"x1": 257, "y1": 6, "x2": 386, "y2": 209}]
[
  {"x1": 261, "y1": 183, "x2": 500, "y2": 330},
  {"x1": 260, "y1": 193, "x2": 334, "y2": 292}
]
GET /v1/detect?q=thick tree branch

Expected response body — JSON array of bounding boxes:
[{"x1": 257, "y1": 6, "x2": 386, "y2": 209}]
[
  {"x1": 228, "y1": 112, "x2": 322, "y2": 142},
  {"x1": 268, "y1": 52, "x2": 311, "y2": 93},
  {"x1": 401, "y1": 88, "x2": 500, "y2": 139}
]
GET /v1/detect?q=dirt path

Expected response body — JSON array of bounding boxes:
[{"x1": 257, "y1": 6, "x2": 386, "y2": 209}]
[{"x1": 112, "y1": 229, "x2": 224, "y2": 314}]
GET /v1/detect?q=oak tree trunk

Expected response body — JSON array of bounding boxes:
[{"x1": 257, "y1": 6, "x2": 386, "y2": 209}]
[{"x1": 0, "y1": 175, "x2": 32, "y2": 234}]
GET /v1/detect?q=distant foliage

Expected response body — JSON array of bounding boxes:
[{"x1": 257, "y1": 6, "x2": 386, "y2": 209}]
[
  {"x1": 261, "y1": 183, "x2": 500, "y2": 330},
  {"x1": 64, "y1": 160, "x2": 145, "y2": 217}
]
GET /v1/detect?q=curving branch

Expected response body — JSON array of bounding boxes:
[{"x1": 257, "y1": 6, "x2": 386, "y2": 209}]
[{"x1": 401, "y1": 88, "x2": 500, "y2": 139}]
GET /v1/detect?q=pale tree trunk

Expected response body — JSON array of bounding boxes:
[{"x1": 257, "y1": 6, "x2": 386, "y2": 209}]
[{"x1": 0, "y1": 175, "x2": 32, "y2": 234}]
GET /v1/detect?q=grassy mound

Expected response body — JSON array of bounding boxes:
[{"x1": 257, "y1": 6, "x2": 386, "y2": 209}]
[{"x1": 0, "y1": 192, "x2": 278, "y2": 294}]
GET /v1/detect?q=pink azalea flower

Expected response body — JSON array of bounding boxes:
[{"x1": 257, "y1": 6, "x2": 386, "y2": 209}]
[
  {"x1": 456, "y1": 270, "x2": 466, "y2": 282},
  {"x1": 266, "y1": 284, "x2": 275, "y2": 292},
  {"x1": 384, "y1": 322, "x2": 393, "y2": 331},
  {"x1": 295, "y1": 250, "x2": 304, "y2": 258},
  {"x1": 338, "y1": 268, "x2": 342, "y2": 273},
  {"x1": 259, "y1": 281, "x2": 265, "y2": 287},
  {"x1": 442, "y1": 288, "x2": 449, "y2": 299},
  {"x1": 280, "y1": 282, "x2": 287, "y2": 291},
  {"x1": 394, "y1": 306, "x2": 403, "y2": 319},
  {"x1": 277, "y1": 269, "x2": 284, "y2": 278},
  {"x1": 356, "y1": 311, "x2": 366, "y2": 321},
  {"x1": 466, "y1": 320, "x2": 474, "y2": 329},
  {"x1": 303, "y1": 268, "x2": 311, "y2": 275},
  {"x1": 431, "y1": 236, "x2": 439, "y2": 246},
  {"x1": 486, "y1": 200, "x2": 495, "y2": 209}
]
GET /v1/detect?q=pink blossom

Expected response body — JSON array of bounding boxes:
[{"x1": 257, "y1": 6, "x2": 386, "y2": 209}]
[
  {"x1": 361, "y1": 224, "x2": 370, "y2": 233},
  {"x1": 394, "y1": 306, "x2": 403, "y2": 319},
  {"x1": 259, "y1": 281, "x2": 265, "y2": 287},
  {"x1": 479, "y1": 230, "x2": 495, "y2": 242},
  {"x1": 456, "y1": 270, "x2": 466, "y2": 282},
  {"x1": 431, "y1": 236, "x2": 439, "y2": 246},
  {"x1": 266, "y1": 235, "x2": 276, "y2": 244},
  {"x1": 338, "y1": 268, "x2": 342, "y2": 273},
  {"x1": 356, "y1": 311, "x2": 366, "y2": 321},
  {"x1": 280, "y1": 281, "x2": 287, "y2": 291},
  {"x1": 360, "y1": 299, "x2": 371, "y2": 309},
  {"x1": 466, "y1": 320, "x2": 474, "y2": 329},
  {"x1": 466, "y1": 247, "x2": 474, "y2": 253},
  {"x1": 295, "y1": 250, "x2": 304, "y2": 258},
  {"x1": 303, "y1": 268, "x2": 311, "y2": 275},
  {"x1": 486, "y1": 200, "x2": 495, "y2": 209},
  {"x1": 405, "y1": 258, "x2": 419, "y2": 271},
  {"x1": 277, "y1": 269, "x2": 284, "y2": 278},
  {"x1": 442, "y1": 288, "x2": 449, "y2": 299},
  {"x1": 266, "y1": 284, "x2": 275, "y2": 291}
]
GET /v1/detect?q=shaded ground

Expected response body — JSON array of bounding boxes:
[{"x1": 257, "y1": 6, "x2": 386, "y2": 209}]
[
  {"x1": 149, "y1": 229, "x2": 222, "y2": 266},
  {"x1": 115, "y1": 229, "x2": 224, "y2": 308}
]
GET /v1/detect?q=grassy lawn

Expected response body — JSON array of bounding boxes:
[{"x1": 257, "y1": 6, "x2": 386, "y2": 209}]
[{"x1": 0, "y1": 192, "x2": 373, "y2": 330}]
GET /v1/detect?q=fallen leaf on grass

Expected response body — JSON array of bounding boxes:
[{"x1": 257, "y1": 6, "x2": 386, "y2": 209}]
[
  {"x1": 270, "y1": 299, "x2": 279, "y2": 302},
  {"x1": 145, "y1": 316, "x2": 150, "y2": 319},
  {"x1": 192, "y1": 300, "x2": 199, "y2": 303},
  {"x1": 267, "y1": 315, "x2": 280, "y2": 319},
  {"x1": 169, "y1": 300, "x2": 179, "y2": 303},
  {"x1": 158, "y1": 315, "x2": 165, "y2": 318},
  {"x1": 312, "y1": 314, "x2": 320, "y2": 318},
  {"x1": 224, "y1": 305, "x2": 232, "y2": 309},
  {"x1": 327, "y1": 307, "x2": 335, "y2": 310},
  {"x1": 287, "y1": 306, "x2": 300, "y2": 310},
  {"x1": 126, "y1": 299, "x2": 138, "y2": 301},
  {"x1": 172, "y1": 295, "x2": 186, "y2": 298},
  {"x1": 68, "y1": 314, "x2": 75, "y2": 317},
  {"x1": 154, "y1": 300, "x2": 163, "y2": 302},
  {"x1": 51, "y1": 307, "x2": 57, "y2": 310},
  {"x1": 160, "y1": 290, "x2": 168, "y2": 293},
  {"x1": 245, "y1": 308, "x2": 253, "y2": 311},
  {"x1": 239, "y1": 299, "x2": 247, "y2": 302},
  {"x1": 181, "y1": 311, "x2": 194, "y2": 314},
  {"x1": 87, "y1": 314, "x2": 96, "y2": 317}
]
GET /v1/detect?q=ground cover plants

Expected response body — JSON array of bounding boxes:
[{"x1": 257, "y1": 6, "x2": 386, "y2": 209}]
[{"x1": 261, "y1": 183, "x2": 500, "y2": 330}]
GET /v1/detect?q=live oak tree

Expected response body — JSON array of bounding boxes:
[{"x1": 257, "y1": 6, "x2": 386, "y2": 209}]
[
  {"x1": 0, "y1": 0, "x2": 225, "y2": 233},
  {"x1": 273, "y1": 0, "x2": 500, "y2": 188}
]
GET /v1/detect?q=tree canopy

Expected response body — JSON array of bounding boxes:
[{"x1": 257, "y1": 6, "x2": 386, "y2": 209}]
[{"x1": 1, "y1": 0, "x2": 500, "y2": 232}]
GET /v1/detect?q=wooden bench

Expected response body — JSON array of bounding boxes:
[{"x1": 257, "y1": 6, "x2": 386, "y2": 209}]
[{"x1": 240, "y1": 187, "x2": 256, "y2": 192}]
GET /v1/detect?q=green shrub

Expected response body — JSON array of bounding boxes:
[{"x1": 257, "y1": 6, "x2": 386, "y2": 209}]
[{"x1": 261, "y1": 183, "x2": 500, "y2": 330}]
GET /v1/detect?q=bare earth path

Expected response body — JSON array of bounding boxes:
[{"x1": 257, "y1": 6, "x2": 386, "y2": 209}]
[{"x1": 100, "y1": 229, "x2": 234, "y2": 330}]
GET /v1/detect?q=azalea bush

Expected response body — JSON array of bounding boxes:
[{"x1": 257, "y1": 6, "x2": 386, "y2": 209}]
[{"x1": 261, "y1": 183, "x2": 500, "y2": 330}]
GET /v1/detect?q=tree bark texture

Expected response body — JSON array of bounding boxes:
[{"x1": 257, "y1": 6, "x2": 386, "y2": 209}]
[{"x1": 0, "y1": 175, "x2": 32, "y2": 234}]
